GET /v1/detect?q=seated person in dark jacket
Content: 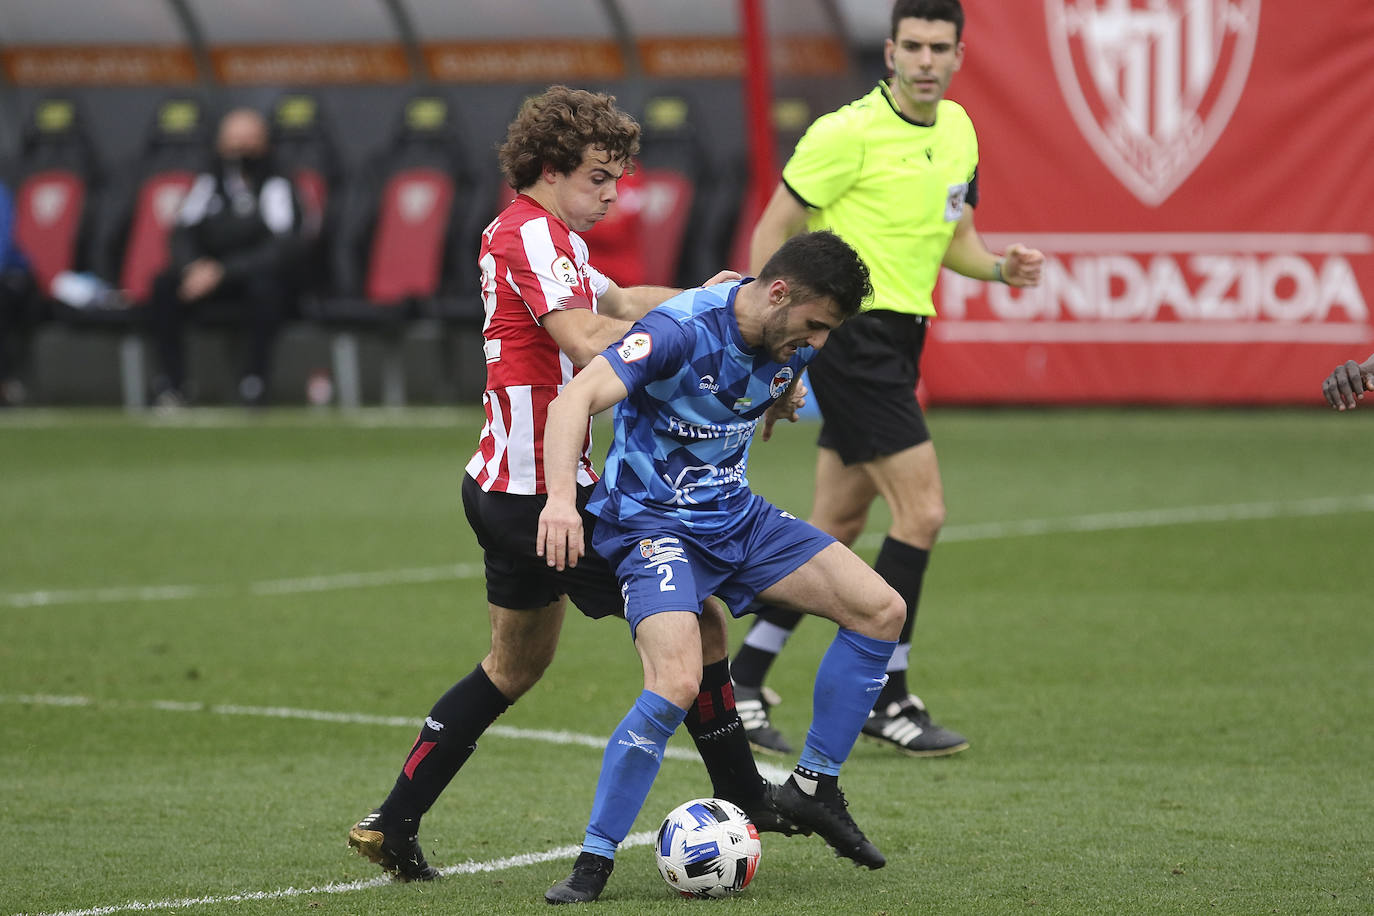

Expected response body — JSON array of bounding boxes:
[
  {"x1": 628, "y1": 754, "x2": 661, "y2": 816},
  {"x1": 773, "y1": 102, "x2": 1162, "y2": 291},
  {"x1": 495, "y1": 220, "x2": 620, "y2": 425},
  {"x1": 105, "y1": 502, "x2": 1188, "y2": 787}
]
[{"x1": 150, "y1": 107, "x2": 305, "y2": 407}]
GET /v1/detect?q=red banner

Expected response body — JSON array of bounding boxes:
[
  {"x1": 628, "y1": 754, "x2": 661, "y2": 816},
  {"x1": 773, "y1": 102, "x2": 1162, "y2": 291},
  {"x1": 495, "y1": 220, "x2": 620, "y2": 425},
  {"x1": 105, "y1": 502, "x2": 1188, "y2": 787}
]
[{"x1": 922, "y1": 0, "x2": 1374, "y2": 404}]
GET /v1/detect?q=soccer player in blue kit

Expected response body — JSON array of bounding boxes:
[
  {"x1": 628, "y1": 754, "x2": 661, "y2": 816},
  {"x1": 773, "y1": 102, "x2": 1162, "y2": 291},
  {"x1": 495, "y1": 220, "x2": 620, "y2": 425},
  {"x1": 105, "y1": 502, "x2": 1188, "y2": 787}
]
[{"x1": 537, "y1": 231, "x2": 904, "y2": 903}]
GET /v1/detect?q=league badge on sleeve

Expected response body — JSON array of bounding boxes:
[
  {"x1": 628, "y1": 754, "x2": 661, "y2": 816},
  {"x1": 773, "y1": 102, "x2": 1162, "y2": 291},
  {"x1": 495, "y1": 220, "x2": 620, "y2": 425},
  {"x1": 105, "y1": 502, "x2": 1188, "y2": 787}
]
[
  {"x1": 552, "y1": 255, "x2": 579, "y2": 286},
  {"x1": 618, "y1": 332, "x2": 653, "y2": 363}
]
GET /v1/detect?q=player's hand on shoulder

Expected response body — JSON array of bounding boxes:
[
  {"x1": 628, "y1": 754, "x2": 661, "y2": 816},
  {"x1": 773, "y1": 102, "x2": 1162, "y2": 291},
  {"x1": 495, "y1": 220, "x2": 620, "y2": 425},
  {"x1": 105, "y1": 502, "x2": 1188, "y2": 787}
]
[
  {"x1": 1322, "y1": 358, "x2": 1374, "y2": 410},
  {"x1": 1001, "y1": 243, "x2": 1044, "y2": 287},
  {"x1": 701, "y1": 270, "x2": 743, "y2": 287}
]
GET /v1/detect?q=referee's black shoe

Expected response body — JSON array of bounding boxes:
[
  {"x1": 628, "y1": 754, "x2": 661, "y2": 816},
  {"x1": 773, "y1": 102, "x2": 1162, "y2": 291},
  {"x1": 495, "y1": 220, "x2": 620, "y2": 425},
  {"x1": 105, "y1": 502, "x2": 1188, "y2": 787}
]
[
  {"x1": 862, "y1": 694, "x2": 970, "y2": 757},
  {"x1": 773, "y1": 777, "x2": 886, "y2": 869},
  {"x1": 546, "y1": 851, "x2": 614, "y2": 904},
  {"x1": 347, "y1": 808, "x2": 440, "y2": 881}
]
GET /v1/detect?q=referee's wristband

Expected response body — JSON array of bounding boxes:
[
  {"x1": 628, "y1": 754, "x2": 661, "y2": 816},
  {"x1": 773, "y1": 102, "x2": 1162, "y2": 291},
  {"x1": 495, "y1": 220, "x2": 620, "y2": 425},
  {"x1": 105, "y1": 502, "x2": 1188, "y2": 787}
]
[{"x1": 992, "y1": 259, "x2": 1006, "y2": 284}]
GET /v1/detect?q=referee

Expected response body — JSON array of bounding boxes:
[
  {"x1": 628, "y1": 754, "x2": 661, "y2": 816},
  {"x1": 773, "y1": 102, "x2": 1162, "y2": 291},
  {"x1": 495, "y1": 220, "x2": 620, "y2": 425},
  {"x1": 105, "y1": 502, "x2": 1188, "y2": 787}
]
[{"x1": 731, "y1": 0, "x2": 1044, "y2": 758}]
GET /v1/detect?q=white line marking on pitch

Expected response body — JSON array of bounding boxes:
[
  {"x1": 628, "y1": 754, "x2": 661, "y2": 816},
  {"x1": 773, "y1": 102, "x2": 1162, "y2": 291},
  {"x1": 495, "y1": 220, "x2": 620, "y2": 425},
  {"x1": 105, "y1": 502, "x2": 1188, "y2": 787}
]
[
  {"x1": 1, "y1": 694, "x2": 782, "y2": 916},
  {"x1": 855, "y1": 493, "x2": 1374, "y2": 549},
  {"x1": 12, "y1": 832, "x2": 657, "y2": 916},
  {"x1": 6, "y1": 494, "x2": 1373, "y2": 610},
  {"x1": 0, "y1": 693, "x2": 795, "y2": 782}
]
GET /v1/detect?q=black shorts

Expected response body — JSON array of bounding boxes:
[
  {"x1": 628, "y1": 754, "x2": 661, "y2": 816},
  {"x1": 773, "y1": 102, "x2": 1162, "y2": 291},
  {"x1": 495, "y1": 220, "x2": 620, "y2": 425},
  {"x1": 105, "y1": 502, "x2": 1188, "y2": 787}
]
[
  {"x1": 460, "y1": 473, "x2": 624, "y2": 619},
  {"x1": 809, "y1": 309, "x2": 932, "y2": 465}
]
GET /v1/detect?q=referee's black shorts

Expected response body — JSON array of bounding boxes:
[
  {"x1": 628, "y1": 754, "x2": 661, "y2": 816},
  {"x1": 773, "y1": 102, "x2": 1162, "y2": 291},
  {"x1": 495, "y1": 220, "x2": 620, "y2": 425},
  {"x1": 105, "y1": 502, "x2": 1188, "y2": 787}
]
[
  {"x1": 461, "y1": 473, "x2": 624, "y2": 619},
  {"x1": 809, "y1": 309, "x2": 932, "y2": 466}
]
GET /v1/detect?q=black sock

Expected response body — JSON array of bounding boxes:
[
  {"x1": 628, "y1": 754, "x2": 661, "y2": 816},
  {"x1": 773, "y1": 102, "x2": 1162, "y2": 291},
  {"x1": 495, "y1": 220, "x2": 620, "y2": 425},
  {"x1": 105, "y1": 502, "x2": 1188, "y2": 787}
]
[
  {"x1": 381, "y1": 664, "x2": 512, "y2": 823},
  {"x1": 789, "y1": 764, "x2": 837, "y2": 797},
  {"x1": 731, "y1": 605, "x2": 805, "y2": 688},
  {"x1": 872, "y1": 537, "x2": 929, "y2": 708},
  {"x1": 684, "y1": 659, "x2": 766, "y2": 808}
]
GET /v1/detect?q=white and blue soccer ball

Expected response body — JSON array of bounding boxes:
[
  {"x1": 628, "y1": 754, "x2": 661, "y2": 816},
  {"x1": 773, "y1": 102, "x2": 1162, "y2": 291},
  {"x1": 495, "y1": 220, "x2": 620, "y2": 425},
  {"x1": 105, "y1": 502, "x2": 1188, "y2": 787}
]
[{"x1": 654, "y1": 797, "x2": 761, "y2": 899}]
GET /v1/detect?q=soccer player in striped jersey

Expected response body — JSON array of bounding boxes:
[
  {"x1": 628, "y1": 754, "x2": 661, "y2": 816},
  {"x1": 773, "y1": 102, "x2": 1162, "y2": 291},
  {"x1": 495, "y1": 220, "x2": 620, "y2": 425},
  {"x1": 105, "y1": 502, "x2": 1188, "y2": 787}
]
[
  {"x1": 540, "y1": 231, "x2": 899, "y2": 904},
  {"x1": 348, "y1": 86, "x2": 798, "y2": 883},
  {"x1": 730, "y1": 0, "x2": 1044, "y2": 759}
]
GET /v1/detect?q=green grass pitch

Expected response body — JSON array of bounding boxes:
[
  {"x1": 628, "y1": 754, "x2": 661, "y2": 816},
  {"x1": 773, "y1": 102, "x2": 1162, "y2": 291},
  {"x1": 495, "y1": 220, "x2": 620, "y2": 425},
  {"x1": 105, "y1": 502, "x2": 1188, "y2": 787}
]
[{"x1": 1, "y1": 406, "x2": 1371, "y2": 915}]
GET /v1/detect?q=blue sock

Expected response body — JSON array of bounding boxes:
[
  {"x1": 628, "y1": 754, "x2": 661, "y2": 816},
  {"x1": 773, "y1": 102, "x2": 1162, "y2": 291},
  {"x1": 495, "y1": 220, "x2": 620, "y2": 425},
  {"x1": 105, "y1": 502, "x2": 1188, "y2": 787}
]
[
  {"x1": 800, "y1": 628, "x2": 895, "y2": 774},
  {"x1": 582, "y1": 690, "x2": 687, "y2": 859}
]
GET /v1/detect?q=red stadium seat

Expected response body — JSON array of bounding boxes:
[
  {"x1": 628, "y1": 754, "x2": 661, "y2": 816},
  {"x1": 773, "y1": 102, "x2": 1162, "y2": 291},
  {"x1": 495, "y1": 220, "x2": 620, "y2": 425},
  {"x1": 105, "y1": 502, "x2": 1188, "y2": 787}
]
[
  {"x1": 10, "y1": 97, "x2": 101, "y2": 296},
  {"x1": 307, "y1": 93, "x2": 489, "y2": 405}
]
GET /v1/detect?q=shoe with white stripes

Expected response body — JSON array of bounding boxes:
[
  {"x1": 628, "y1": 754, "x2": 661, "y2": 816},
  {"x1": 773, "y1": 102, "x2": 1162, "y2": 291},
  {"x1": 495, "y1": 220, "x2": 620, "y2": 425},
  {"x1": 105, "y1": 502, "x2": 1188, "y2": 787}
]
[
  {"x1": 861, "y1": 695, "x2": 969, "y2": 757},
  {"x1": 348, "y1": 808, "x2": 440, "y2": 881},
  {"x1": 734, "y1": 684, "x2": 794, "y2": 755}
]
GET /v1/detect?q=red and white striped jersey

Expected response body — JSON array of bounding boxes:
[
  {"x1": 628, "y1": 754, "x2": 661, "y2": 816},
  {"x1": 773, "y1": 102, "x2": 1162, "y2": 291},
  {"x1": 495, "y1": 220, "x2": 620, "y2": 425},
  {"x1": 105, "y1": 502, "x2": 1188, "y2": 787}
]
[{"x1": 465, "y1": 194, "x2": 611, "y2": 494}]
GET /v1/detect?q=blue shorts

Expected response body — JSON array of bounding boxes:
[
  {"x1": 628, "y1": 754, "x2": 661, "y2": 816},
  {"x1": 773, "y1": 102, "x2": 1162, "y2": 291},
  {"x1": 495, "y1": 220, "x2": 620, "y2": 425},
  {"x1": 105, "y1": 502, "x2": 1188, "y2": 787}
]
[{"x1": 592, "y1": 492, "x2": 834, "y2": 636}]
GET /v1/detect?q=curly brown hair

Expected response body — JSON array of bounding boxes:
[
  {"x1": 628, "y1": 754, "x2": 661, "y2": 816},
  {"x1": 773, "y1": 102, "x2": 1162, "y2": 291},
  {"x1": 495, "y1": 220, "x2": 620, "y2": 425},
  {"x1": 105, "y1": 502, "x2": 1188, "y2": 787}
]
[{"x1": 498, "y1": 85, "x2": 641, "y2": 190}]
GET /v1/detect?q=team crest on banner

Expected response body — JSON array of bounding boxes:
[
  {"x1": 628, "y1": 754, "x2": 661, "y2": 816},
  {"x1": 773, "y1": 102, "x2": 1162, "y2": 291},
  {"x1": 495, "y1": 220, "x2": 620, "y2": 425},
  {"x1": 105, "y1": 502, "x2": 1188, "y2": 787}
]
[{"x1": 1046, "y1": 0, "x2": 1260, "y2": 206}]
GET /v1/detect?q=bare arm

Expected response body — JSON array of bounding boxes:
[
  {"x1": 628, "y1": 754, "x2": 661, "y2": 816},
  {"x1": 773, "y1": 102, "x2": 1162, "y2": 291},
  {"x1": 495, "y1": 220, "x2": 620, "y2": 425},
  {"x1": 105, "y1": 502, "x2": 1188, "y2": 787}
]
[
  {"x1": 942, "y1": 206, "x2": 1044, "y2": 287},
  {"x1": 541, "y1": 308, "x2": 634, "y2": 368},
  {"x1": 536, "y1": 356, "x2": 630, "y2": 569},
  {"x1": 749, "y1": 183, "x2": 810, "y2": 274},
  {"x1": 599, "y1": 270, "x2": 742, "y2": 322},
  {"x1": 598, "y1": 281, "x2": 680, "y2": 320}
]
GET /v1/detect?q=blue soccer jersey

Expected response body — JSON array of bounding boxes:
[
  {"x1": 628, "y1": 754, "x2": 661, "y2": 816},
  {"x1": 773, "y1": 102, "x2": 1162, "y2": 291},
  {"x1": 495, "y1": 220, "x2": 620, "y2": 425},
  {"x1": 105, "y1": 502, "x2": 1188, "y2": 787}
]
[{"x1": 587, "y1": 280, "x2": 814, "y2": 532}]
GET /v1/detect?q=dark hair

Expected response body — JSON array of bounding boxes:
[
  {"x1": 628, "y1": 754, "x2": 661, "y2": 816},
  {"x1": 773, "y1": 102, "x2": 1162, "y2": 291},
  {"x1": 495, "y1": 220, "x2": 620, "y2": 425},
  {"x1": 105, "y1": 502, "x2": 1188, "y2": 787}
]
[
  {"x1": 497, "y1": 85, "x2": 640, "y2": 190},
  {"x1": 891, "y1": 0, "x2": 964, "y2": 40},
  {"x1": 758, "y1": 231, "x2": 872, "y2": 318}
]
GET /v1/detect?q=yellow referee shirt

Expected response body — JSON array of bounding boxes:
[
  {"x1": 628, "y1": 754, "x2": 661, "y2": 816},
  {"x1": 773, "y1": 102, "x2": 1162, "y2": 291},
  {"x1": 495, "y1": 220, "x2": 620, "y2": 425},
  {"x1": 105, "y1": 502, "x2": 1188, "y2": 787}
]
[{"x1": 781, "y1": 82, "x2": 979, "y2": 317}]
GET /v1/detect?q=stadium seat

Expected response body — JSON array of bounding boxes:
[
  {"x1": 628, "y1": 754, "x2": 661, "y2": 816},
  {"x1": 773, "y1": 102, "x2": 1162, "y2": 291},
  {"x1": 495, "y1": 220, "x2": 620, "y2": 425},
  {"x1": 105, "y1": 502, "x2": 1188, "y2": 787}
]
[
  {"x1": 53, "y1": 96, "x2": 212, "y2": 408},
  {"x1": 268, "y1": 92, "x2": 341, "y2": 296},
  {"x1": 9, "y1": 97, "x2": 102, "y2": 299},
  {"x1": 633, "y1": 95, "x2": 702, "y2": 288},
  {"x1": 309, "y1": 93, "x2": 488, "y2": 407}
]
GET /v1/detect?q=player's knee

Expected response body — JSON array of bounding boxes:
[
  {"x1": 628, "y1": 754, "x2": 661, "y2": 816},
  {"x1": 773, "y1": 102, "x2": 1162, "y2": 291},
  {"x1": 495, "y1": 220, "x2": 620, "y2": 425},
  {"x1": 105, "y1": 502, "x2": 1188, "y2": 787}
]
[
  {"x1": 891, "y1": 496, "x2": 945, "y2": 544},
  {"x1": 484, "y1": 649, "x2": 552, "y2": 699},
  {"x1": 653, "y1": 670, "x2": 703, "y2": 710},
  {"x1": 857, "y1": 585, "x2": 905, "y2": 641}
]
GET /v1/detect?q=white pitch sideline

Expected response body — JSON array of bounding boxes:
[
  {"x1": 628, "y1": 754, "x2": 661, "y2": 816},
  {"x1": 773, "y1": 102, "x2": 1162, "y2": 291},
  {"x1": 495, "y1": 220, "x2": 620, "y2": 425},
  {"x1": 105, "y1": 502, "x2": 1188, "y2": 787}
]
[
  {"x1": 6, "y1": 494, "x2": 1374, "y2": 611},
  {"x1": 13, "y1": 832, "x2": 657, "y2": 916}
]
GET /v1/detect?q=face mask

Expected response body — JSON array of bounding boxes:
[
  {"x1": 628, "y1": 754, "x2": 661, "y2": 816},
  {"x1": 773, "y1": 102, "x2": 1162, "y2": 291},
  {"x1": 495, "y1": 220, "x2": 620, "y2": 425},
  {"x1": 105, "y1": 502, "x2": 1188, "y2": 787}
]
[{"x1": 220, "y1": 153, "x2": 269, "y2": 181}]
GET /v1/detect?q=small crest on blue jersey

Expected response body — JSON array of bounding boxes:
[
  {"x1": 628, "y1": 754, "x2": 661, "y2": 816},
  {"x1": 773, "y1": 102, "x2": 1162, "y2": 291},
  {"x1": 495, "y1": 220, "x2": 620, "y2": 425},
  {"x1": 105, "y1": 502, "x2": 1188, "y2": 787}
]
[
  {"x1": 552, "y1": 255, "x2": 578, "y2": 286},
  {"x1": 769, "y1": 366, "x2": 794, "y2": 399},
  {"x1": 638, "y1": 538, "x2": 655, "y2": 559},
  {"x1": 618, "y1": 332, "x2": 653, "y2": 363}
]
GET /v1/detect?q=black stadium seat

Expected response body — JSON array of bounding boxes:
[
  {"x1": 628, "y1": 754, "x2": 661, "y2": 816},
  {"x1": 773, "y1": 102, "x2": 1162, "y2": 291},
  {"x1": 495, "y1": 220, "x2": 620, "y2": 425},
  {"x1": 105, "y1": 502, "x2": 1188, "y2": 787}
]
[
  {"x1": 268, "y1": 92, "x2": 341, "y2": 298},
  {"x1": 306, "y1": 93, "x2": 488, "y2": 406}
]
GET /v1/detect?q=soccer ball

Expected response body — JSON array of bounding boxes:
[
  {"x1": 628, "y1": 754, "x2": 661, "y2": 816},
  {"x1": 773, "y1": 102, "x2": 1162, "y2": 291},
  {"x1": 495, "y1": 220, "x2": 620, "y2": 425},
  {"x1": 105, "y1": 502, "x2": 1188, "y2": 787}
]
[{"x1": 654, "y1": 797, "x2": 761, "y2": 899}]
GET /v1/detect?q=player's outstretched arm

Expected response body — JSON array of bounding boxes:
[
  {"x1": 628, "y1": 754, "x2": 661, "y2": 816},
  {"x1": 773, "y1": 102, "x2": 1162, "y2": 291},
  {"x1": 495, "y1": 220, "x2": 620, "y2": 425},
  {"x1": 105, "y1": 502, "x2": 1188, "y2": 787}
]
[
  {"x1": 1322, "y1": 354, "x2": 1374, "y2": 410},
  {"x1": 542, "y1": 307, "x2": 634, "y2": 368},
  {"x1": 537, "y1": 356, "x2": 630, "y2": 570}
]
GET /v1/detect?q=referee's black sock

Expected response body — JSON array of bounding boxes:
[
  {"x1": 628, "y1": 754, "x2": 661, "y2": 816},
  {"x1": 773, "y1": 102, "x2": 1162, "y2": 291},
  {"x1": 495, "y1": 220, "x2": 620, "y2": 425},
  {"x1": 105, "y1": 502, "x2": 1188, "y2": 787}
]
[
  {"x1": 381, "y1": 663, "x2": 511, "y2": 824},
  {"x1": 684, "y1": 658, "x2": 766, "y2": 808},
  {"x1": 872, "y1": 536, "x2": 929, "y2": 709}
]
